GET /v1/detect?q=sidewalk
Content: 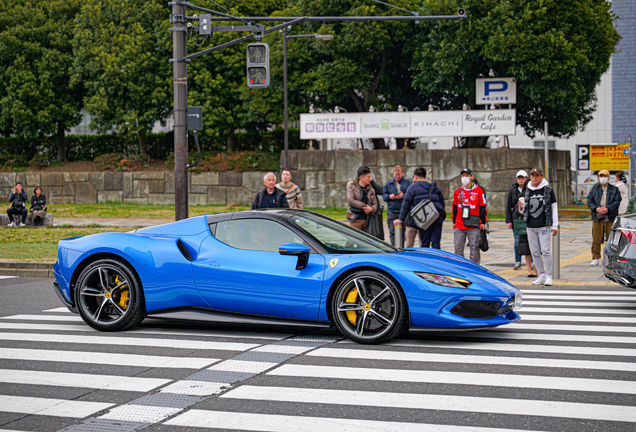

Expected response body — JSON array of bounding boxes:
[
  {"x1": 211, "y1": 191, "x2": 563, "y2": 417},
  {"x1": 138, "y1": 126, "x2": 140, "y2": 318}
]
[{"x1": 11, "y1": 217, "x2": 617, "y2": 287}]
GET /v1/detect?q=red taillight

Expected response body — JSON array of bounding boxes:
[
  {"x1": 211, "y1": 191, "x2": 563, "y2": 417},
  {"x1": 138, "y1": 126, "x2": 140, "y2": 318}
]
[{"x1": 620, "y1": 230, "x2": 636, "y2": 243}]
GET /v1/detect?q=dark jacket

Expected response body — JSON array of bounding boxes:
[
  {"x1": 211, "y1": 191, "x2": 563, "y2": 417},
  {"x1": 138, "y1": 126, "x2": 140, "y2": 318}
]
[
  {"x1": 31, "y1": 194, "x2": 47, "y2": 212},
  {"x1": 252, "y1": 188, "x2": 289, "y2": 209},
  {"x1": 505, "y1": 183, "x2": 523, "y2": 223},
  {"x1": 383, "y1": 177, "x2": 412, "y2": 213},
  {"x1": 346, "y1": 179, "x2": 378, "y2": 221},
  {"x1": 397, "y1": 181, "x2": 445, "y2": 226},
  {"x1": 587, "y1": 183, "x2": 621, "y2": 222},
  {"x1": 8, "y1": 191, "x2": 28, "y2": 209}
]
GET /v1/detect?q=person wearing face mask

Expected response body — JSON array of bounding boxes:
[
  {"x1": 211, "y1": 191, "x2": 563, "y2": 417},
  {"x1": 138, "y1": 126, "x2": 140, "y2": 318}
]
[
  {"x1": 614, "y1": 171, "x2": 628, "y2": 216},
  {"x1": 587, "y1": 169, "x2": 621, "y2": 266},
  {"x1": 452, "y1": 168, "x2": 487, "y2": 264}
]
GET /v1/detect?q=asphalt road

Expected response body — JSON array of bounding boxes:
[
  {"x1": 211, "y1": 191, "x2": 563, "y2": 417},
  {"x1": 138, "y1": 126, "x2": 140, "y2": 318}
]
[{"x1": 0, "y1": 276, "x2": 635, "y2": 432}]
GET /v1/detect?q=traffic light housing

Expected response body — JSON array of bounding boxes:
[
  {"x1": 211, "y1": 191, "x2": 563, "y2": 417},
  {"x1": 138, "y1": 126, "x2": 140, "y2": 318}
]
[{"x1": 246, "y1": 43, "x2": 269, "y2": 89}]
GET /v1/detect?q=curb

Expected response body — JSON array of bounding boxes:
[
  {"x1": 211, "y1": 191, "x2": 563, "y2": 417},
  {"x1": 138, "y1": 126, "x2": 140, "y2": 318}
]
[{"x1": 0, "y1": 262, "x2": 55, "y2": 278}]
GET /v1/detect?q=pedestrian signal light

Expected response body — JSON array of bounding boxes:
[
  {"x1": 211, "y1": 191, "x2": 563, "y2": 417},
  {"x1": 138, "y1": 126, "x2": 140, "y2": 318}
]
[{"x1": 246, "y1": 43, "x2": 269, "y2": 89}]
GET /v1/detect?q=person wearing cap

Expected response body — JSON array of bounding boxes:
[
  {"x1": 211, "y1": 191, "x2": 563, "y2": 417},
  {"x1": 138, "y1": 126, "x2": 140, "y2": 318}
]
[
  {"x1": 519, "y1": 167, "x2": 559, "y2": 286},
  {"x1": 506, "y1": 170, "x2": 529, "y2": 270},
  {"x1": 587, "y1": 169, "x2": 621, "y2": 266},
  {"x1": 452, "y1": 168, "x2": 487, "y2": 264},
  {"x1": 614, "y1": 171, "x2": 628, "y2": 216}
]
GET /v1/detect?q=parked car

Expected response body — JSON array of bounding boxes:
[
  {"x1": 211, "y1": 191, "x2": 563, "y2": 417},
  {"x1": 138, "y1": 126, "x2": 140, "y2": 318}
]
[
  {"x1": 53, "y1": 209, "x2": 522, "y2": 344},
  {"x1": 604, "y1": 214, "x2": 636, "y2": 288}
]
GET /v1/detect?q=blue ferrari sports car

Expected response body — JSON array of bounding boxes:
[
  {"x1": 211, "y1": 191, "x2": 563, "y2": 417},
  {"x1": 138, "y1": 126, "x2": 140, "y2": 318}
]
[{"x1": 53, "y1": 209, "x2": 521, "y2": 344}]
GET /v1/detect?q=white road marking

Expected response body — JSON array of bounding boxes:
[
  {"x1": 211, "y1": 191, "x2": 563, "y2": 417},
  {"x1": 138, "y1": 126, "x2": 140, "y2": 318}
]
[
  {"x1": 438, "y1": 330, "x2": 636, "y2": 344},
  {"x1": 159, "y1": 380, "x2": 227, "y2": 396},
  {"x1": 0, "y1": 276, "x2": 17, "y2": 280},
  {"x1": 338, "y1": 339, "x2": 636, "y2": 357},
  {"x1": 222, "y1": 386, "x2": 636, "y2": 423},
  {"x1": 506, "y1": 322, "x2": 636, "y2": 333},
  {"x1": 521, "y1": 295, "x2": 636, "y2": 301},
  {"x1": 1, "y1": 314, "x2": 83, "y2": 322},
  {"x1": 0, "y1": 347, "x2": 218, "y2": 369},
  {"x1": 307, "y1": 347, "x2": 636, "y2": 372},
  {"x1": 270, "y1": 364, "x2": 636, "y2": 395},
  {"x1": 41, "y1": 307, "x2": 72, "y2": 313},
  {"x1": 165, "y1": 410, "x2": 536, "y2": 432},
  {"x1": 0, "y1": 332, "x2": 258, "y2": 351},
  {"x1": 523, "y1": 301, "x2": 636, "y2": 307},
  {"x1": 0, "y1": 369, "x2": 170, "y2": 392},
  {"x1": 521, "y1": 307, "x2": 636, "y2": 315},
  {"x1": 521, "y1": 290, "x2": 636, "y2": 295},
  {"x1": 519, "y1": 315, "x2": 636, "y2": 323},
  {"x1": 0, "y1": 395, "x2": 113, "y2": 418}
]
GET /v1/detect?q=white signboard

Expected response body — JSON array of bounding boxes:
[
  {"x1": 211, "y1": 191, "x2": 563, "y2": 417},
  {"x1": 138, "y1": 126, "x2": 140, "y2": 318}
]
[
  {"x1": 476, "y1": 77, "x2": 517, "y2": 104},
  {"x1": 300, "y1": 109, "x2": 516, "y2": 139}
]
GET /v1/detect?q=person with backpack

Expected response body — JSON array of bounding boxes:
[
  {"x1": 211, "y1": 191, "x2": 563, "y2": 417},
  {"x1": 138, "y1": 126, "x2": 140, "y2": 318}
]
[
  {"x1": 276, "y1": 169, "x2": 304, "y2": 209},
  {"x1": 452, "y1": 168, "x2": 487, "y2": 264},
  {"x1": 393, "y1": 168, "x2": 445, "y2": 249}
]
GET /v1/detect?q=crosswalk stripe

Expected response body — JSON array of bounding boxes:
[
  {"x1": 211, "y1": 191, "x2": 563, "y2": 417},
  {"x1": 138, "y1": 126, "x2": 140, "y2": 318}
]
[
  {"x1": 521, "y1": 295, "x2": 636, "y2": 300},
  {"x1": 0, "y1": 320, "x2": 291, "y2": 340},
  {"x1": 520, "y1": 307, "x2": 636, "y2": 315},
  {"x1": 0, "y1": 347, "x2": 218, "y2": 369},
  {"x1": 0, "y1": 395, "x2": 113, "y2": 418},
  {"x1": 165, "y1": 409, "x2": 535, "y2": 432},
  {"x1": 306, "y1": 347, "x2": 636, "y2": 372},
  {"x1": 0, "y1": 332, "x2": 259, "y2": 351},
  {"x1": 339, "y1": 339, "x2": 636, "y2": 357},
  {"x1": 269, "y1": 364, "x2": 636, "y2": 395},
  {"x1": 42, "y1": 307, "x2": 72, "y2": 313},
  {"x1": 519, "y1": 315, "x2": 636, "y2": 323},
  {"x1": 523, "y1": 301, "x2": 636, "y2": 307},
  {"x1": 505, "y1": 322, "x2": 636, "y2": 333},
  {"x1": 521, "y1": 290, "x2": 636, "y2": 295},
  {"x1": 222, "y1": 386, "x2": 636, "y2": 423},
  {"x1": 437, "y1": 330, "x2": 636, "y2": 344},
  {"x1": 0, "y1": 276, "x2": 17, "y2": 280},
  {"x1": 0, "y1": 368, "x2": 170, "y2": 392},
  {"x1": 1, "y1": 314, "x2": 83, "y2": 322}
]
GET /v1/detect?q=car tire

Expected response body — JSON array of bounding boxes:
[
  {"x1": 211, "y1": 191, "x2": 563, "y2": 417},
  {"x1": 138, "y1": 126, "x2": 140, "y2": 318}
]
[
  {"x1": 331, "y1": 270, "x2": 407, "y2": 344},
  {"x1": 76, "y1": 258, "x2": 146, "y2": 332}
]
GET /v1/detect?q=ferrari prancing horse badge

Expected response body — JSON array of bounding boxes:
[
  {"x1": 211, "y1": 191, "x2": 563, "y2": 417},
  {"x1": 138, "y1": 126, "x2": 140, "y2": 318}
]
[{"x1": 330, "y1": 259, "x2": 339, "y2": 269}]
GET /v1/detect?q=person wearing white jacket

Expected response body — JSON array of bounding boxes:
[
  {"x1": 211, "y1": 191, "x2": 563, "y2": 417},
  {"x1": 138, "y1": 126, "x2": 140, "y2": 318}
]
[
  {"x1": 614, "y1": 171, "x2": 628, "y2": 215},
  {"x1": 518, "y1": 167, "x2": 559, "y2": 286}
]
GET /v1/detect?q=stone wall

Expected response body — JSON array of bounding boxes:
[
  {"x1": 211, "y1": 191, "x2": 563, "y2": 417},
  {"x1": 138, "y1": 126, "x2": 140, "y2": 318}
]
[{"x1": 0, "y1": 148, "x2": 571, "y2": 214}]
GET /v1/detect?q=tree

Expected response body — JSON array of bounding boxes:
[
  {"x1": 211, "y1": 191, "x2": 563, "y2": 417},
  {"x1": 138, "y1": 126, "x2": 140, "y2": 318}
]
[
  {"x1": 411, "y1": 0, "x2": 620, "y2": 147},
  {"x1": 73, "y1": 0, "x2": 172, "y2": 155},
  {"x1": 0, "y1": 0, "x2": 84, "y2": 161}
]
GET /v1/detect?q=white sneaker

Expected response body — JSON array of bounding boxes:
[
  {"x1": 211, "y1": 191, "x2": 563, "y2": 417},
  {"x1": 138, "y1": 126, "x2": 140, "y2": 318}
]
[
  {"x1": 590, "y1": 259, "x2": 599, "y2": 266},
  {"x1": 513, "y1": 261, "x2": 522, "y2": 270},
  {"x1": 532, "y1": 274, "x2": 547, "y2": 285},
  {"x1": 19, "y1": 222, "x2": 25, "y2": 227},
  {"x1": 7, "y1": 221, "x2": 15, "y2": 227},
  {"x1": 544, "y1": 276, "x2": 554, "y2": 286}
]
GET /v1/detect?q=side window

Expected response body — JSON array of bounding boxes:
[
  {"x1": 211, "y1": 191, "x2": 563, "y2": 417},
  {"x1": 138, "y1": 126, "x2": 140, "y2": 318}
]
[{"x1": 214, "y1": 219, "x2": 305, "y2": 252}]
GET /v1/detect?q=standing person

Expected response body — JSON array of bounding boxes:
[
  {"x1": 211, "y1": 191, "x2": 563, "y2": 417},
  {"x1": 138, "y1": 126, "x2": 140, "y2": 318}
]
[
  {"x1": 276, "y1": 169, "x2": 304, "y2": 209},
  {"x1": 587, "y1": 169, "x2": 621, "y2": 266},
  {"x1": 515, "y1": 179, "x2": 537, "y2": 277},
  {"x1": 252, "y1": 172, "x2": 289, "y2": 209},
  {"x1": 383, "y1": 165, "x2": 411, "y2": 246},
  {"x1": 505, "y1": 170, "x2": 528, "y2": 270},
  {"x1": 393, "y1": 167, "x2": 445, "y2": 248},
  {"x1": 7, "y1": 182, "x2": 28, "y2": 227},
  {"x1": 452, "y1": 168, "x2": 487, "y2": 263},
  {"x1": 626, "y1": 179, "x2": 636, "y2": 215},
  {"x1": 614, "y1": 171, "x2": 628, "y2": 216},
  {"x1": 30, "y1": 186, "x2": 47, "y2": 227},
  {"x1": 346, "y1": 165, "x2": 378, "y2": 231},
  {"x1": 519, "y1": 167, "x2": 559, "y2": 286}
]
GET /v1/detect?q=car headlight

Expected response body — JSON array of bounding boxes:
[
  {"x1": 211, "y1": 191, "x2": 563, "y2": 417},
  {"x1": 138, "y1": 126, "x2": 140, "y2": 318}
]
[{"x1": 415, "y1": 272, "x2": 471, "y2": 288}]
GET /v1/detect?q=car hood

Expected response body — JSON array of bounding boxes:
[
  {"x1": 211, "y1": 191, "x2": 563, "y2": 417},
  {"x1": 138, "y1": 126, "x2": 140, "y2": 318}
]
[{"x1": 391, "y1": 249, "x2": 517, "y2": 294}]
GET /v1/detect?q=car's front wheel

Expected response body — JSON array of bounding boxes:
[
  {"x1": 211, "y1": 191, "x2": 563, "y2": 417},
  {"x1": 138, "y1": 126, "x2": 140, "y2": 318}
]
[
  {"x1": 331, "y1": 270, "x2": 407, "y2": 344},
  {"x1": 76, "y1": 258, "x2": 146, "y2": 331}
]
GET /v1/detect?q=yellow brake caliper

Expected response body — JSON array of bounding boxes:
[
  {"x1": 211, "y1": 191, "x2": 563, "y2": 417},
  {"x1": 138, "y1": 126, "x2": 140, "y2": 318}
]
[
  {"x1": 115, "y1": 275, "x2": 130, "y2": 310},
  {"x1": 344, "y1": 287, "x2": 359, "y2": 325}
]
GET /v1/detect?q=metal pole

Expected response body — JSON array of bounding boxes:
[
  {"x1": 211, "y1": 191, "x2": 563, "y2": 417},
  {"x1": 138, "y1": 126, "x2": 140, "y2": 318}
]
[
  {"x1": 553, "y1": 228, "x2": 560, "y2": 280},
  {"x1": 544, "y1": 121, "x2": 549, "y2": 181},
  {"x1": 172, "y1": 1, "x2": 188, "y2": 221},
  {"x1": 283, "y1": 27, "x2": 289, "y2": 169},
  {"x1": 395, "y1": 224, "x2": 403, "y2": 249},
  {"x1": 630, "y1": 134, "x2": 635, "y2": 198}
]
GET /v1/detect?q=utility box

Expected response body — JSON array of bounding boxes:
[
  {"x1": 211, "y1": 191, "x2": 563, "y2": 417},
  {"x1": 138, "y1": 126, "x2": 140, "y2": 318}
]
[{"x1": 186, "y1": 106, "x2": 203, "y2": 131}]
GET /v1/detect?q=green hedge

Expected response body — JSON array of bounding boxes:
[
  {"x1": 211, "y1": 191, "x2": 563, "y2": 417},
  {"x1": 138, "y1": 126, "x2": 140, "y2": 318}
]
[{"x1": 0, "y1": 128, "x2": 306, "y2": 162}]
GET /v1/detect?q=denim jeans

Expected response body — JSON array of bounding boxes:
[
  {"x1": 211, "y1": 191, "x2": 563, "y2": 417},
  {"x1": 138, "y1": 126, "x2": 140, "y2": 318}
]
[{"x1": 514, "y1": 233, "x2": 521, "y2": 262}]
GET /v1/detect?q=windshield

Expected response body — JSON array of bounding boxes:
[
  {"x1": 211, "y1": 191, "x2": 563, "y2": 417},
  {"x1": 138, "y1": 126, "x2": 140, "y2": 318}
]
[{"x1": 291, "y1": 213, "x2": 396, "y2": 254}]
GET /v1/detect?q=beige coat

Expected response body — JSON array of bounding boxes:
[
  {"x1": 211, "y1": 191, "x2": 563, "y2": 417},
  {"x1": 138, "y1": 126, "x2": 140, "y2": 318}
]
[{"x1": 346, "y1": 179, "x2": 378, "y2": 221}]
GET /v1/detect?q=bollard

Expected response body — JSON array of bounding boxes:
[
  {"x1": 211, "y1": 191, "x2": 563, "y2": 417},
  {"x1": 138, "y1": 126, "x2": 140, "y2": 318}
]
[
  {"x1": 395, "y1": 224, "x2": 403, "y2": 249},
  {"x1": 553, "y1": 227, "x2": 560, "y2": 280}
]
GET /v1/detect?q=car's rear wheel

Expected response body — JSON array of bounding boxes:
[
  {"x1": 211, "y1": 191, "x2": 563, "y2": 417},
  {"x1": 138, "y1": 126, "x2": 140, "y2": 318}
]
[
  {"x1": 76, "y1": 258, "x2": 146, "y2": 331},
  {"x1": 331, "y1": 270, "x2": 407, "y2": 344}
]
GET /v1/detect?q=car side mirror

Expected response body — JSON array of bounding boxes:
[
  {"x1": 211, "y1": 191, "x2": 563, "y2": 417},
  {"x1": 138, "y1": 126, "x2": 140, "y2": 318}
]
[{"x1": 279, "y1": 243, "x2": 311, "y2": 270}]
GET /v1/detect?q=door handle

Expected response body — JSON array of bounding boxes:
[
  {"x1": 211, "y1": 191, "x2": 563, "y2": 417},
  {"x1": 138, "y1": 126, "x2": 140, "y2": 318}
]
[{"x1": 208, "y1": 262, "x2": 220, "y2": 267}]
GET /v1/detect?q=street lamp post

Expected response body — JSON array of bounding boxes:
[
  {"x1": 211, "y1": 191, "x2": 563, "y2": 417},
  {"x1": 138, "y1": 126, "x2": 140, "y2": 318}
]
[{"x1": 283, "y1": 31, "x2": 333, "y2": 169}]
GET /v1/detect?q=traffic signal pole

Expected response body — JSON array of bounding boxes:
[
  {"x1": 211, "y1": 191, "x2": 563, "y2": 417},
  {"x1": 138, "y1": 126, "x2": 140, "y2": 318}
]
[{"x1": 171, "y1": 0, "x2": 188, "y2": 220}]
